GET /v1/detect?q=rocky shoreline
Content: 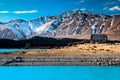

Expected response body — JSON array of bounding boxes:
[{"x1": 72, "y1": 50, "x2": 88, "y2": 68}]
[
  {"x1": 0, "y1": 43, "x2": 120, "y2": 66},
  {"x1": 0, "y1": 53, "x2": 120, "y2": 66}
]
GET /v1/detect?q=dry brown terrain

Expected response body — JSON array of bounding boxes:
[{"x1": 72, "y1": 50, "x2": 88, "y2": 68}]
[{"x1": 10, "y1": 43, "x2": 120, "y2": 55}]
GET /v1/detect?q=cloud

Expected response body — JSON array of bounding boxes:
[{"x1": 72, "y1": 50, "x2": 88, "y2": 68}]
[
  {"x1": 80, "y1": 8, "x2": 86, "y2": 10},
  {"x1": 103, "y1": 7, "x2": 108, "y2": 10},
  {"x1": 0, "y1": 11, "x2": 9, "y2": 13},
  {"x1": 73, "y1": 0, "x2": 85, "y2": 5},
  {"x1": 0, "y1": 10, "x2": 38, "y2": 14},
  {"x1": 13, "y1": 10, "x2": 38, "y2": 14},
  {"x1": 109, "y1": 6, "x2": 120, "y2": 11},
  {"x1": 79, "y1": 0, "x2": 85, "y2": 3},
  {"x1": 104, "y1": 1, "x2": 119, "y2": 7}
]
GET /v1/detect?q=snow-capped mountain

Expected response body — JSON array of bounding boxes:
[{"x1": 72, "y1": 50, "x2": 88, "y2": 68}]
[{"x1": 0, "y1": 10, "x2": 120, "y2": 40}]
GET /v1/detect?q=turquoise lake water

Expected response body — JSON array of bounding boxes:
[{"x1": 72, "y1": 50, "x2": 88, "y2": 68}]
[
  {"x1": 0, "y1": 49, "x2": 47, "y2": 53},
  {"x1": 0, "y1": 66, "x2": 120, "y2": 80}
]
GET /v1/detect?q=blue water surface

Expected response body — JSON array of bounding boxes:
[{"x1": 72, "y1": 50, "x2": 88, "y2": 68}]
[
  {"x1": 0, "y1": 49, "x2": 47, "y2": 53},
  {"x1": 0, "y1": 66, "x2": 120, "y2": 80}
]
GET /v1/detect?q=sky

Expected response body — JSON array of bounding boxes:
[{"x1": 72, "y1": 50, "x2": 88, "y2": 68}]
[{"x1": 0, "y1": 0, "x2": 120, "y2": 22}]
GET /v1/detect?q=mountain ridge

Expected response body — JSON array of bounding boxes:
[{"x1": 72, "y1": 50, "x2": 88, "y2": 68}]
[{"x1": 0, "y1": 10, "x2": 120, "y2": 40}]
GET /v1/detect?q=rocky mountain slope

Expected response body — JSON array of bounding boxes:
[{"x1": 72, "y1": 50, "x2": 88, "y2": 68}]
[{"x1": 0, "y1": 10, "x2": 120, "y2": 40}]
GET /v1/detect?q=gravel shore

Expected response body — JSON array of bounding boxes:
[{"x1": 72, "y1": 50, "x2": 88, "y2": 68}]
[
  {"x1": 0, "y1": 44, "x2": 120, "y2": 66},
  {"x1": 0, "y1": 53, "x2": 120, "y2": 66}
]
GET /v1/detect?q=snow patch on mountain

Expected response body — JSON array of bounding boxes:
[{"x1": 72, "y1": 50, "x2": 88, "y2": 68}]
[
  {"x1": 17, "y1": 22, "x2": 32, "y2": 36},
  {"x1": 6, "y1": 23, "x2": 24, "y2": 39},
  {"x1": 35, "y1": 19, "x2": 57, "y2": 34},
  {"x1": 91, "y1": 18, "x2": 98, "y2": 33}
]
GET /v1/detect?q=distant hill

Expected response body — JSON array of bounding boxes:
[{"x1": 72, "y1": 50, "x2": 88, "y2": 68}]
[{"x1": 0, "y1": 37, "x2": 89, "y2": 48}]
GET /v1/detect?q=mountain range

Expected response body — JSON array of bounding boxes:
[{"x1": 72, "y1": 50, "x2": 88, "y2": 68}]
[{"x1": 0, "y1": 10, "x2": 120, "y2": 40}]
